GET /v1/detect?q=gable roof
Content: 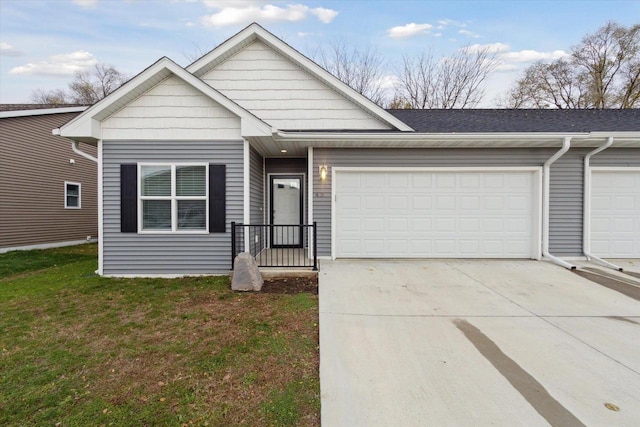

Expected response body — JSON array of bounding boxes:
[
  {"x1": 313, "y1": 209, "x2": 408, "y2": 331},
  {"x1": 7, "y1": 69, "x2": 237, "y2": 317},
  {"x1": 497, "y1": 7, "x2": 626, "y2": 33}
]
[
  {"x1": 388, "y1": 109, "x2": 640, "y2": 133},
  {"x1": 58, "y1": 57, "x2": 272, "y2": 142},
  {"x1": 187, "y1": 22, "x2": 413, "y2": 132}
]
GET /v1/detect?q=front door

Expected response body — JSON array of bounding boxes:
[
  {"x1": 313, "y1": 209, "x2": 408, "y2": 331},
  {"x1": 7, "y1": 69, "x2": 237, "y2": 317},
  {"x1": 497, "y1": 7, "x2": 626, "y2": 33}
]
[{"x1": 270, "y1": 175, "x2": 303, "y2": 247}]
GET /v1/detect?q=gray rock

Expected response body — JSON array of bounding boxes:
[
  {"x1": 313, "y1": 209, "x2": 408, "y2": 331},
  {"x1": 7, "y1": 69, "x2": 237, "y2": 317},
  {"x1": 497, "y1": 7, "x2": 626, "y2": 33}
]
[{"x1": 231, "y1": 252, "x2": 263, "y2": 291}]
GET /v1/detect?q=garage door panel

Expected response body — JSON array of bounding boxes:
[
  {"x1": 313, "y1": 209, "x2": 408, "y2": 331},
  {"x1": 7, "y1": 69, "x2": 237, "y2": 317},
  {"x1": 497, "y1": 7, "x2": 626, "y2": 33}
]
[
  {"x1": 591, "y1": 170, "x2": 640, "y2": 258},
  {"x1": 335, "y1": 170, "x2": 538, "y2": 258}
]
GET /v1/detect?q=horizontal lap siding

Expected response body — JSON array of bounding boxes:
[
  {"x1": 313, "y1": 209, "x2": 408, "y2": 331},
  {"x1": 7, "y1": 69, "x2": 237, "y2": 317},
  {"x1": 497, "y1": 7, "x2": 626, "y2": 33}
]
[
  {"x1": 0, "y1": 113, "x2": 97, "y2": 249},
  {"x1": 549, "y1": 150, "x2": 584, "y2": 256},
  {"x1": 590, "y1": 148, "x2": 640, "y2": 166},
  {"x1": 201, "y1": 41, "x2": 390, "y2": 131},
  {"x1": 313, "y1": 147, "x2": 584, "y2": 257},
  {"x1": 250, "y1": 147, "x2": 264, "y2": 224},
  {"x1": 102, "y1": 140, "x2": 243, "y2": 275}
]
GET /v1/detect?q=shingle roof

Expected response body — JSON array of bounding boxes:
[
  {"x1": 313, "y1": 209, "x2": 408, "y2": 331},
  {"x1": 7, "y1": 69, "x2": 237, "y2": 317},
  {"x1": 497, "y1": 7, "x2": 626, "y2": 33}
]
[
  {"x1": 386, "y1": 109, "x2": 640, "y2": 133},
  {"x1": 0, "y1": 104, "x2": 87, "y2": 112}
]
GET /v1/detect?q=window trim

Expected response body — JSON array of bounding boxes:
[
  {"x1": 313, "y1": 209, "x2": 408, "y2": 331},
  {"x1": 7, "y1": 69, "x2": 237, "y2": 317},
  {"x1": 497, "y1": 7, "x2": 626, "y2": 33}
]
[
  {"x1": 137, "y1": 163, "x2": 209, "y2": 234},
  {"x1": 64, "y1": 181, "x2": 81, "y2": 209}
]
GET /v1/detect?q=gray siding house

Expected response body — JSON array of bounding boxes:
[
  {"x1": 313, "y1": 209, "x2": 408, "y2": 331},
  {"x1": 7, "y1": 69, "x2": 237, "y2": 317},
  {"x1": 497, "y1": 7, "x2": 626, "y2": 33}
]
[
  {"x1": 0, "y1": 106, "x2": 97, "y2": 252},
  {"x1": 57, "y1": 23, "x2": 640, "y2": 277}
]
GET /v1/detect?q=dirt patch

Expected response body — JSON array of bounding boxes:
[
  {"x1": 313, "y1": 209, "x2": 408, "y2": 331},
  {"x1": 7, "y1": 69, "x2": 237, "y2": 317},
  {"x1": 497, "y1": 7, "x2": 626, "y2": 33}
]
[{"x1": 261, "y1": 276, "x2": 318, "y2": 294}]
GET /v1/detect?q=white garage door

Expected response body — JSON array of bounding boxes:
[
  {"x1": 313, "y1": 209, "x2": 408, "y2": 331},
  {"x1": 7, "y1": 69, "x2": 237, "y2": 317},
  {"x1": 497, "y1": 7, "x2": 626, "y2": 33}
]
[
  {"x1": 334, "y1": 169, "x2": 540, "y2": 258},
  {"x1": 590, "y1": 169, "x2": 640, "y2": 258}
]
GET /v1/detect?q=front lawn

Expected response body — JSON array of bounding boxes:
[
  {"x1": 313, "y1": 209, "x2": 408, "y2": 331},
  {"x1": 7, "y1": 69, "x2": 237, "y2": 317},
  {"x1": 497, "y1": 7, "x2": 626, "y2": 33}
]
[{"x1": 0, "y1": 244, "x2": 319, "y2": 426}]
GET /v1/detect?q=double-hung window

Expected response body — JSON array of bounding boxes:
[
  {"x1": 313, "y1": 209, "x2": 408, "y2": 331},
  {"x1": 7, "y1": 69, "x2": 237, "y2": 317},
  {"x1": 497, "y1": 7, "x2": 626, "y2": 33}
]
[
  {"x1": 65, "y1": 181, "x2": 81, "y2": 209},
  {"x1": 139, "y1": 164, "x2": 208, "y2": 232}
]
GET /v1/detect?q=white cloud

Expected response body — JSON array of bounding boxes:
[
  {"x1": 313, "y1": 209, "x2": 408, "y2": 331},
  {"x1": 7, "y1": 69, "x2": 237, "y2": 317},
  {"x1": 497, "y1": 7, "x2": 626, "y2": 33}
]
[
  {"x1": 9, "y1": 51, "x2": 98, "y2": 76},
  {"x1": 201, "y1": 2, "x2": 338, "y2": 26},
  {"x1": 463, "y1": 42, "x2": 510, "y2": 54},
  {"x1": 459, "y1": 29, "x2": 480, "y2": 38},
  {"x1": 500, "y1": 49, "x2": 569, "y2": 62},
  {"x1": 437, "y1": 19, "x2": 466, "y2": 27},
  {"x1": 0, "y1": 42, "x2": 23, "y2": 57},
  {"x1": 309, "y1": 7, "x2": 339, "y2": 23},
  {"x1": 72, "y1": 0, "x2": 98, "y2": 7},
  {"x1": 387, "y1": 23, "x2": 433, "y2": 38}
]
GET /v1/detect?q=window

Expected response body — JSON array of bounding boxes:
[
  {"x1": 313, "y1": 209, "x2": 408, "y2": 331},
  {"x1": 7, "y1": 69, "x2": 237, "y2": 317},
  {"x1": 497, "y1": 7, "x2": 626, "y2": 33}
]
[
  {"x1": 65, "y1": 182, "x2": 81, "y2": 209},
  {"x1": 139, "y1": 164, "x2": 208, "y2": 232}
]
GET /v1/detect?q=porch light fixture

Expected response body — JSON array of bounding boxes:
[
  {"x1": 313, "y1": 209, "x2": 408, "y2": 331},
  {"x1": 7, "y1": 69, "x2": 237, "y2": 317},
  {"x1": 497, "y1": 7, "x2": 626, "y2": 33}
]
[{"x1": 319, "y1": 164, "x2": 328, "y2": 181}]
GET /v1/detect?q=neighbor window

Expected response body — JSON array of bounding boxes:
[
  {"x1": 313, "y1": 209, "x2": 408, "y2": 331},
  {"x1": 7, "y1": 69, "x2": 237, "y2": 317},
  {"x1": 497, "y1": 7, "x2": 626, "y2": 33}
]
[
  {"x1": 139, "y1": 164, "x2": 208, "y2": 232},
  {"x1": 65, "y1": 182, "x2": 81, "y2": 209}
]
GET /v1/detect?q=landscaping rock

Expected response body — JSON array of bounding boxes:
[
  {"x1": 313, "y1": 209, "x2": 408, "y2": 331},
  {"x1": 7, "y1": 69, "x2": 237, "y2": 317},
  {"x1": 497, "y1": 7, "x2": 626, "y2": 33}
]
[{"x1": 231, "y1": 252, "x2": 263, "y2": 291}]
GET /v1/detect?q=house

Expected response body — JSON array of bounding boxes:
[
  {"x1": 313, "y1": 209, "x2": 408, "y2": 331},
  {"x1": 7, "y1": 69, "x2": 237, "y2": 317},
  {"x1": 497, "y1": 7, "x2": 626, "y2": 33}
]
[
  {"x1": 0, "y1": 105, "x2": 97, "y2": 253},
  {"x1": 55, "y1": 23, "x2": 640, "y2": 277}
]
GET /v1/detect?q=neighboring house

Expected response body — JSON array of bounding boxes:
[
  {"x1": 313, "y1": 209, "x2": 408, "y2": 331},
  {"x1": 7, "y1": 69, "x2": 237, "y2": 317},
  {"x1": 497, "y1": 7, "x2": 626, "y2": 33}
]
[
  {"x1": 56, "y1": 23, "x2": 640, "y2": 277},
  {"x1": 0, "y1": 105, "x2": 97, "y2": 252}
]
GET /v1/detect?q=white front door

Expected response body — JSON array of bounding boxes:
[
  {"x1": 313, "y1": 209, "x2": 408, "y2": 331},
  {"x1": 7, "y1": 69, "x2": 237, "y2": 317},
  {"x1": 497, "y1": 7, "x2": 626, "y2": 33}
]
[
  {"x1": 271, "y1": 176, "x2": 302, "y2": 247},
  {"x1": 590, "y1": 169, "x2": 640, "y2": 257},
  {"x1": 334, "y1": 169, "x2": 541, "y2": 259}
]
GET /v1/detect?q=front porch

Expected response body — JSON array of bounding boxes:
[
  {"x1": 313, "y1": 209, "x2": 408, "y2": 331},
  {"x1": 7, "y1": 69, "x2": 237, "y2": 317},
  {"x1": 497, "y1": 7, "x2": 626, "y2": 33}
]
[{"x1": 231, "y1": 222, "x2": 318, "y2": 270}]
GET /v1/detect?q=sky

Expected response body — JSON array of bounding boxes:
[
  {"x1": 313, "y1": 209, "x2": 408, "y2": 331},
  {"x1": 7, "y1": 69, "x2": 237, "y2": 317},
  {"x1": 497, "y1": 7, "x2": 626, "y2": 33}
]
[{"x1": 1, "y1": 0, "x2": 639, "y2": 106}]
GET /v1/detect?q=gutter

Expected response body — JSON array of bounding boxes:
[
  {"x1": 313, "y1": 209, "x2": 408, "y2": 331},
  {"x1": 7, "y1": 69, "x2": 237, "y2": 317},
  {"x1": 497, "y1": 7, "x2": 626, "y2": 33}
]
[
  {"x1": 542, "y1": 137, "x2": 576, "y2": 270},
  {"x1": 273, "y1": 130, "x2": 592, "y2": 142},
  {"x1": 583, "y1": 137, "x2": 623, "y2": 271},
  {"x1": 52, "y1": 128, "x2": 98, "y2": 163}
]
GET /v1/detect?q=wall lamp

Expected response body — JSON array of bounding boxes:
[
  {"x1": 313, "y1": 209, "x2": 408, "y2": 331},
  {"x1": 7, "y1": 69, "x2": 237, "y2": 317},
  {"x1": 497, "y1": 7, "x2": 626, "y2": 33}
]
[{"x1": 319, "y1": 164, "x2": 328, "y2": 181}]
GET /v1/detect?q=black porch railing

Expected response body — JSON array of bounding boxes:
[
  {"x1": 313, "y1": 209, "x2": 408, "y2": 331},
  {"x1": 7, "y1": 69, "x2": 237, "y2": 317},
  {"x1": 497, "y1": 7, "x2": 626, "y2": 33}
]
[{"x1": 231, "y1": 222, "x2": 317, "y2": 270}]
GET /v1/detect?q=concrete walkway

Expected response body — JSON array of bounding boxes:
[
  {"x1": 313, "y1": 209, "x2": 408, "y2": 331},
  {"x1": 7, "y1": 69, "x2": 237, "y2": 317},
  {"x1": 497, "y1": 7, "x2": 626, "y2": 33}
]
[{"x1": 319, "y1": 260, "x2": 640, "y2": 427}]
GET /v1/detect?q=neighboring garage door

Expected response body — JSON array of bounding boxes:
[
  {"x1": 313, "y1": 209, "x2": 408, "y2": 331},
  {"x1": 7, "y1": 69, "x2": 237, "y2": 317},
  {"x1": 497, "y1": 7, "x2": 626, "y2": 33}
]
[
  {"x1": 334, "y1": 169, "x2": 541, "y2": 259},
  {"x1": 590, "y1": 168, "x2": 640, "y2": 257}
]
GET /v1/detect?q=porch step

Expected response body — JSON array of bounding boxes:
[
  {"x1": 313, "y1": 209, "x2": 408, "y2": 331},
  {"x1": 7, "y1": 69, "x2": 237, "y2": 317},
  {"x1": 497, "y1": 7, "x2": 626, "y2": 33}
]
[{"x1": 259, "y1": 268, "x2": 318, "y2": 279}]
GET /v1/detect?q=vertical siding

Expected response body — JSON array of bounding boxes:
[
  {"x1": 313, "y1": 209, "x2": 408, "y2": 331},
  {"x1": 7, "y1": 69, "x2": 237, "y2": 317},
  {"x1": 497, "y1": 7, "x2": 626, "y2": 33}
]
[
  {"x1": 102, "y1": 140, "x2": 243, "y2": 275},
  {"x1": 0, "y1": 113, "x2": 98, "y2": 249},
  {"x1": 102, "y1": 75, "x2": 241, "y2": 140},
  {"x1": 250, "y1": 147, "x2": 264, "y2": 223},
  {"x1": 201, "y1": 41, "x2": 390, "y2": 130},
  {"x1": 312, "y1": 147, "x2": 586, "y2": 258}
]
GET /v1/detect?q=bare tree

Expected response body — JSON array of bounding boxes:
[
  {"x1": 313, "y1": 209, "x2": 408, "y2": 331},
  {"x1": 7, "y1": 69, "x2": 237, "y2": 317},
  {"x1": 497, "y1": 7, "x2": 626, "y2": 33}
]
[
  {"x1": 68, "y1": 63, "x2": 127, "y2": 104},
  {"x1": 394, "y1": 45, "x2": 499, "y2": 109},
  {"x1": 30, "y1": 63, "x2": 127, "y2": 105},
  {"x1": 504, "y1": 22, "x2": 640, "y2": 109},
  {"x1": 312, "y1": 41, "x2": 388, "y2": 106},
  {"x1": 30, "y1": 87, "x2": 70, "y2": 104}
]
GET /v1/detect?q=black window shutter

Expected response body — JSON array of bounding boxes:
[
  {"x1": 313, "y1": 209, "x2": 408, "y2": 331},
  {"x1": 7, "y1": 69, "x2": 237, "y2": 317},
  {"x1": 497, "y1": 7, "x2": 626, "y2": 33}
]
[
  {"x1": 120, "y1": 164, "x2": 137, "y2": 233},
  {"x1": 209, "y1": 164, "x2": 226, "y2": 233}
]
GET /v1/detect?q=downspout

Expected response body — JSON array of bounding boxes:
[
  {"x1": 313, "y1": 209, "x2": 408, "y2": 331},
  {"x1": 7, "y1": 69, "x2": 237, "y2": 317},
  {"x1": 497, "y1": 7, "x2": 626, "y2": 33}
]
[
  {"x1": 583, "y1": 137, "x2": 623, "y2": 271},
  {"x1": 72, "y1": 140, "x2": 98, "y2": 163},
  {"x1": 52, "y1": 128, "x2": 98, "y2": 163},
  {"x1": 542, "y1": 137, "x2": 576, "y2": 270}
]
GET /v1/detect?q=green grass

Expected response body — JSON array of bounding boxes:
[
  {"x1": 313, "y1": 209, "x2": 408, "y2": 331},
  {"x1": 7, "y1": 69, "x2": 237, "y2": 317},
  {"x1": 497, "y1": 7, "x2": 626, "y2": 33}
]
[{"x1": 0, "y1": 243, "x2": 320, "y2": 426}]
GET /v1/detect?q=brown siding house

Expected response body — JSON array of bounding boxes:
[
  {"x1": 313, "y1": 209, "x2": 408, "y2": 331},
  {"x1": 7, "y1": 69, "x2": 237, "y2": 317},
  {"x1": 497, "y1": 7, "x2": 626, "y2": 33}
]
[{"x1": 0, "y1": 106, "x2": 97, "y2": 251}]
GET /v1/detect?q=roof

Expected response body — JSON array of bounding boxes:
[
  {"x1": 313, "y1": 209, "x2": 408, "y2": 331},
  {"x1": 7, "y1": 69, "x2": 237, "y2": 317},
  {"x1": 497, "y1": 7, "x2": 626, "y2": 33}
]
[
  {"x1": 0, "y1": 105, "x2": 89, "y2": 119},
  {"x1": 0, "y1": 104, "x2": 87, "y2": 112},
  {"x1": 387, "y1": 109, "x2": 640, "y2": 133}
]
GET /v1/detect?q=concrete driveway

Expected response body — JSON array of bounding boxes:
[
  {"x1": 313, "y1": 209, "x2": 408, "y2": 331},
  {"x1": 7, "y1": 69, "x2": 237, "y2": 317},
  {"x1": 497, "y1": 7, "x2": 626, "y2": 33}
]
[{"x1": 319, "y1": 260, "x2": 640, "y2": 427}]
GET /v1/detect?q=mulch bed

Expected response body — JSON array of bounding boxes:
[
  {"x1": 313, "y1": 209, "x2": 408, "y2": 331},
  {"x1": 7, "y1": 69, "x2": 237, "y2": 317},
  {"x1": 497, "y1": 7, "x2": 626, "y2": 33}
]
[{"x1": 261, "y1": 275, "x2": 318, "y2": 294}]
